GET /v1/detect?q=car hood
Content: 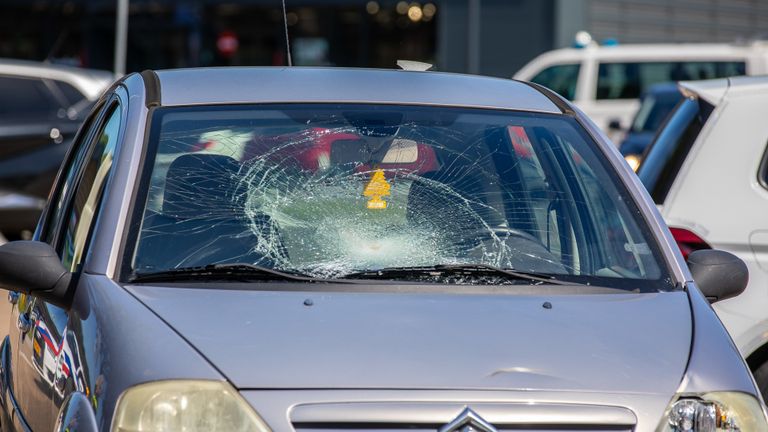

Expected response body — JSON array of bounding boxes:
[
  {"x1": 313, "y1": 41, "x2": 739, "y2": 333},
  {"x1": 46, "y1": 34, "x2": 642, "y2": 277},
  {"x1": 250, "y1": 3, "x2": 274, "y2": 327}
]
[{"x1": 126, "y1": 284, "x2": 691, "y2": 394}]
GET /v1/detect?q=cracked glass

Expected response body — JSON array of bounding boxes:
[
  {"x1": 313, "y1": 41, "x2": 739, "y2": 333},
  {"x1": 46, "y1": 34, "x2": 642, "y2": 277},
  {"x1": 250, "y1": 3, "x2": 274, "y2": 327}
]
[{"x1": 127, "y1": 104, "x2": 671, "y2": 289}]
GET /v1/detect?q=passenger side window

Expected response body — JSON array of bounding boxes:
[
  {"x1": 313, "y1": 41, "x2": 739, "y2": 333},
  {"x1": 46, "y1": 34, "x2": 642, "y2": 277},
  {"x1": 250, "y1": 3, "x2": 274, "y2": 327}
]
[
  {"x1": 596, "y1": 61, "x2": 745, "y2": 100},
  {"x1": 517, "y1": 124, "x2": 659, "y2": 278},
  {"x1": 58, "y1": 104, "x2": 122, "y2": 272},
  {"x1": 529, "y1": 64, "x2": 580, "y2": 100},
  {"x1": 557, "y1": 137, "x2": 658, "y2": 278}
]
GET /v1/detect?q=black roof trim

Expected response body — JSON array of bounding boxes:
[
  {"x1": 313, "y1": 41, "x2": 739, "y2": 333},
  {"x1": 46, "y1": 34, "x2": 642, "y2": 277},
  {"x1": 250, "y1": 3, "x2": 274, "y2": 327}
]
[
  {"x1": 516, "y1": 80, "x2": 574, "y2": 115},
  {"x1": 140, "y1": 70, "x2": 161, "y2": 108},
  {"x1": 758, "y1": 138, "x2": 768, "y2": 191}
]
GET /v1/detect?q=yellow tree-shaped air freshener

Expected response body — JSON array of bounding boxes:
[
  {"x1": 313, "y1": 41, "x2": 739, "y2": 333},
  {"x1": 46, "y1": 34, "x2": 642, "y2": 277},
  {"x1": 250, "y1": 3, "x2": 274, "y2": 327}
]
[{"x1": 363, "y1": 169, "x2": 391, "y2": 209}]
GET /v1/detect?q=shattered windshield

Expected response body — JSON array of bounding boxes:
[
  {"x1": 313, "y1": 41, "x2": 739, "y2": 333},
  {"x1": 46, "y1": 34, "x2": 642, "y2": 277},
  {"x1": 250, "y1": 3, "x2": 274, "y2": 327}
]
[{"x1": 126, "y1": 104, "x2": 670, "y2": 288}]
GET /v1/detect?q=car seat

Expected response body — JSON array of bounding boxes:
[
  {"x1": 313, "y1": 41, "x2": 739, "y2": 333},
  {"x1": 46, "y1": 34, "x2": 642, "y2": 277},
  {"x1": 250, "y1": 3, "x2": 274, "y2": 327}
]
[
  {"x1": 405, "y1": 164, "x2": 504, "y2": 248},
  {"x1": 134, "y1": 153, "x2": 284, "y2": 271}
]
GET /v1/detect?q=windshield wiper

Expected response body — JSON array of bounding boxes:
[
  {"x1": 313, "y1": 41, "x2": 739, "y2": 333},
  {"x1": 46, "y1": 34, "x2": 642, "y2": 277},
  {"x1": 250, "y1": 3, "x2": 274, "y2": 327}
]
[
  {"x1": 340, "y1": 263, "x2": 574, "y2": 285},
  {"x1": 130, "y1": 263, "x2": 328, "y2": 283}
]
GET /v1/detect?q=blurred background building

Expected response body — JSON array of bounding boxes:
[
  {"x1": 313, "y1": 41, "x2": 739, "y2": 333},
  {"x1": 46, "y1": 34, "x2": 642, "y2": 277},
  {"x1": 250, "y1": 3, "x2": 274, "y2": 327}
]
[{"x1": 1, "y1": 0, "x2": 768, "y2": 77}]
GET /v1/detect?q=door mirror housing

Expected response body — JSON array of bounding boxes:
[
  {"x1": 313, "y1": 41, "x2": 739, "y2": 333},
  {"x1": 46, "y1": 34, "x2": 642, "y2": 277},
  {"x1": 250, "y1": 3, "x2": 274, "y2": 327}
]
[
  {"x1": 0, "y1": 241, "x2": 72, "y2": 308},
  {"x1": 687, "y1": 249, "x2": 748, "y2": 303}
]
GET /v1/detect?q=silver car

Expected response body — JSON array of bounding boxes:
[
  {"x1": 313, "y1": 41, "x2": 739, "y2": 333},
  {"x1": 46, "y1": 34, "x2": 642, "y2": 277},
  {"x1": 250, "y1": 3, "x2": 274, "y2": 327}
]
[{"x1": 0, "y1": 68, "x2": 762, "y2": 432}]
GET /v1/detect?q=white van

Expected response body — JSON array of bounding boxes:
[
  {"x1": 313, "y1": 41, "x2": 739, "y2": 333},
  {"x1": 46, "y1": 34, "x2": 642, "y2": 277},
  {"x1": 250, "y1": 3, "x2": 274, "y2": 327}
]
[{"x1": 513, "y1": 42, "x2": 768, "y2": 142}]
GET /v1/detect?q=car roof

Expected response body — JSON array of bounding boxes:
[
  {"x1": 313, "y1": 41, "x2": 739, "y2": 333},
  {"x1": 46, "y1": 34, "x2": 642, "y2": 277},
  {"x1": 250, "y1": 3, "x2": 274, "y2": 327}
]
[
  {"x1": 679, "y1": 75, "x2": 768, "y2": 105},
  {"x1": 541, "y1": 43, "x2": 765, "y2": 61},
  {"x1": 152, "y1": 67, "x2": 562, "y2": 114},
  {"x1": 513, "y1": 42, "x2": 767, "y2": 79},
  {"x1": 0, "y1": 58, "x2": 114, "y2": 100}
]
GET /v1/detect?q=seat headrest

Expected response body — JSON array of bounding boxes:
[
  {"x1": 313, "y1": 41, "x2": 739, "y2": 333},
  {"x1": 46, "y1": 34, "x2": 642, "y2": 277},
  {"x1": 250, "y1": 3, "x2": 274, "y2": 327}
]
[{"x1": 162, "y1": 153, "x2": 242, "y2": 219}]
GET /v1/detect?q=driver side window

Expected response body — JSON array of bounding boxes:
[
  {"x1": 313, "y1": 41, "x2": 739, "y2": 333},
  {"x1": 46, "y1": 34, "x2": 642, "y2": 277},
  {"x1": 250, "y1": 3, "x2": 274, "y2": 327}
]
[
  {"x1": 41, "y1": 103, "x2": 106, "y2": 245},
  {"x1": 58, "y1": 104, "x2": 122, "y2": 272},
  {"x1": 39, "y1": 99, "x2": 122, "y2": 274}
]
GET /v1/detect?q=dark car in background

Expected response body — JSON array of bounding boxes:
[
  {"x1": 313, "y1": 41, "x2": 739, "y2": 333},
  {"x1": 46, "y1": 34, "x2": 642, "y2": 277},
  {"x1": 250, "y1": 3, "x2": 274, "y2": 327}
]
[
  {"x1": 0, "y1": 59, "x2": 112, "y2": 241},
  {"x1": 619, "y1": 82, "x2": 683, "y2": 171}
]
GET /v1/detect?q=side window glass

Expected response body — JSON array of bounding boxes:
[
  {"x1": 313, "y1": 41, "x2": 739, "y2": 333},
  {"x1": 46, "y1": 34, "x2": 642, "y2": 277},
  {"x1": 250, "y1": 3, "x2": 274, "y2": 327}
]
[
  {"x1": 0, "y1": 76, "x2": 58, "y2": 119},
  {"x1": 529, "y1": 64, "x2": 580, "y2": 100},
  {"x1": 597, "y1": 63, "x2": 642, "y2": 100},
  {"x1": 42, "y1": 106, "x2": 105, "y2": 244},
  {"x1": 555, "y1": 136, "x2": 659, "y2": 278},
  {"x1": 638, "y1": 98, "x2": 712, "y2": 204},
  {"x1": 497, "y1": 123, "x2": 660, "y2": 278},
  {"x1": 597, "y1": 61, "x2": 746, "y2": 100},
  {"x1": 58, "y1": 104, "x2": 122, "y2": 272}
]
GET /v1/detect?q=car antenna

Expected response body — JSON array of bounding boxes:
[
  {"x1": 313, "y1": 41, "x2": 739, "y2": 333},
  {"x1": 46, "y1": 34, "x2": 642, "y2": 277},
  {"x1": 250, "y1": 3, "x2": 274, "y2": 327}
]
[{"x1": 281, "y1": 0, "x2": 293, "y2": 66}]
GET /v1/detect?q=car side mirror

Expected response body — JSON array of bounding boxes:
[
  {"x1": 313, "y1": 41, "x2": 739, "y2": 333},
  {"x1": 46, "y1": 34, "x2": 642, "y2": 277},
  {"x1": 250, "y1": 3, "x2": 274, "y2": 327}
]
[
  {"x1": 687, "y1": 249, "x2": 748, "y2": 303},
  {"x1": 608, "y1": 119, "x2": 623, "y2": 131},
  {"x1": 0, "y1": 241, "x2": 72, "y2": 308}
]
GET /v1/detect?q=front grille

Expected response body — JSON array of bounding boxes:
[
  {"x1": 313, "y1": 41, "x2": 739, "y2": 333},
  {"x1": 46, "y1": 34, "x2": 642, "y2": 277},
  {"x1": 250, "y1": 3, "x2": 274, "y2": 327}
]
[
  {"x1": 295, "y1": 426, "x2": 633, "y2": 432},
  {"x1": 290, "y1": 402, "x2": 636, "y2": 432}
]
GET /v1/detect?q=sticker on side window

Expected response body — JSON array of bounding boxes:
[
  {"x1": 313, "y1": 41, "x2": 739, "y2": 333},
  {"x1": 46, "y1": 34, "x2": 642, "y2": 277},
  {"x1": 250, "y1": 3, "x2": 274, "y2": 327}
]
[{"x1": 625, "y1": 242, "x2": 651, "y2": 255}]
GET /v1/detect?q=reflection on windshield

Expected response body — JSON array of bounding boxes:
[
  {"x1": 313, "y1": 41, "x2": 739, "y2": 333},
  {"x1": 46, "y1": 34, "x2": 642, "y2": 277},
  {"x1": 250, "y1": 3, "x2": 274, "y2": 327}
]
[{"x1": 131, "y1": 104, "x2": 668, "y2": 287}]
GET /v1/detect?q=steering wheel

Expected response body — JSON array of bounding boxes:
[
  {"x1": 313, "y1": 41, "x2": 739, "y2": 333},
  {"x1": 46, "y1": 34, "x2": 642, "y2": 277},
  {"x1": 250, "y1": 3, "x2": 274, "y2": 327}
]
[{"x1": 453, "y1": 226, "x2": 567, "y2": 272}]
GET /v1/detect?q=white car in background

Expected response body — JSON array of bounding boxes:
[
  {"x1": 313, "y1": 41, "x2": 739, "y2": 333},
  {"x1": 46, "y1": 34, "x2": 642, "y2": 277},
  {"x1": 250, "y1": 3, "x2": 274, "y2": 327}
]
[
  {"x1": 513, "y1": 41, "x2": 768, "y2": 142},
  {"x1": 636, "y1": 75, "x2": 768, "y2": 397}
]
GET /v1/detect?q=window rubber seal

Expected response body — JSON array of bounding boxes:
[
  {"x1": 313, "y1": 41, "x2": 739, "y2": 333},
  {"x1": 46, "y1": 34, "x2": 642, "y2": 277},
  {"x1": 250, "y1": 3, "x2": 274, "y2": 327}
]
[
  {"x1": 515, "y1": 79, "x2": 575, "y2": 116},
  {"x1": 759, "y1": 139, "x2": 768, "y2": 191},
  {"x1": 140, "y1": 70, "x2": 161, "y2": 108}
]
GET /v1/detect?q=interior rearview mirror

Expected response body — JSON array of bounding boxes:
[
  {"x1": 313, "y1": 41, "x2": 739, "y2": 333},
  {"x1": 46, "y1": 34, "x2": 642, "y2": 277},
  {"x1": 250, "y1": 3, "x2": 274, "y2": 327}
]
[
  {"x1": 687, "y1": 249, "x2": 748, "y2": 303},
  {"x1": 0, "y1": 241, "x2": 71, "y2": 307}
]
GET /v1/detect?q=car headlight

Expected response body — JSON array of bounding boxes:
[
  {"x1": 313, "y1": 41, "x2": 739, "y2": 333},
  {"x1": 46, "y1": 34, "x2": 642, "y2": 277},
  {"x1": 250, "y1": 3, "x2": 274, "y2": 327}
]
[
  {"x1": 111, "y1": 380, "x2": 270, "y2": 432},
  {"x1": 658, "y1": 392, "x2": 768, "y2": 431}
]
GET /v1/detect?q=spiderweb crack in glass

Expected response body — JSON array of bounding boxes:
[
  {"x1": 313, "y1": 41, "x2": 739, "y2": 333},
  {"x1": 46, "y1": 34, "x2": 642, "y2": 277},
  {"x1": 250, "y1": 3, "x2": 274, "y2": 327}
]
[{"x1": 235, "y1": 125, "x2": 527, "y2": 278}]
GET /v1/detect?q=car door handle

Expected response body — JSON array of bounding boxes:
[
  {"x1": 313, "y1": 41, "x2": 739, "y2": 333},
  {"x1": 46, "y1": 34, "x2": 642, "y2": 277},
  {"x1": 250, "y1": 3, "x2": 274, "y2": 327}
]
[{"x1": 7, "y1": 291, "x2": 19, "y2": 305}]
